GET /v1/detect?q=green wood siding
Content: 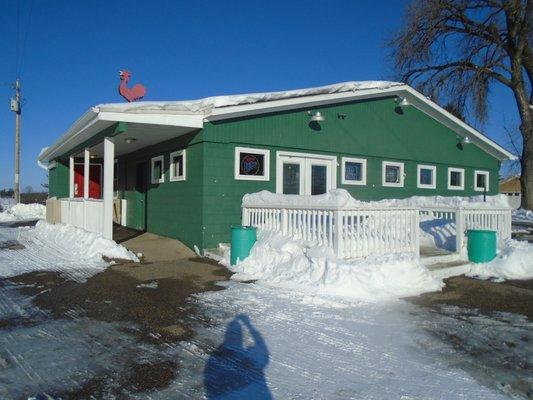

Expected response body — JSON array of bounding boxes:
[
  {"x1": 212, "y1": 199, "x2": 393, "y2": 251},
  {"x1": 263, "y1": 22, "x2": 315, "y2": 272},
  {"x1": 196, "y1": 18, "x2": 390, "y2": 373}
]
[
  {"x1": 48, "y1": 159, "x2": 69, "y2": 198},
  {"x1": 199, "y1": 96, "x2": 500, "y2": 248},
  {"x1": 117, "y1": 130, "x2": 205, "y2": 250}
]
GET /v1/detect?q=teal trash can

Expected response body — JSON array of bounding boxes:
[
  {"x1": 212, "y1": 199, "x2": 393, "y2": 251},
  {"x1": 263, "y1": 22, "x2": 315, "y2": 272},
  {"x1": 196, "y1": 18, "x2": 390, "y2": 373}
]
[
  {"x1": 231, "y1": 226, "x2": 257, "y2": 265},
  {"x1": 467, "y1": 229, "x2": 497, "y2": 263}
]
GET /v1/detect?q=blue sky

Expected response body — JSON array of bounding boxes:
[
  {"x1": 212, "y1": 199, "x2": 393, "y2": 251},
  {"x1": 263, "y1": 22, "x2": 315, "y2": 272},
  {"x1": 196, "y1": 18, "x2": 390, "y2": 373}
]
[{"x1": 0, "y1": 0, "x2": 520, "y2": 190}]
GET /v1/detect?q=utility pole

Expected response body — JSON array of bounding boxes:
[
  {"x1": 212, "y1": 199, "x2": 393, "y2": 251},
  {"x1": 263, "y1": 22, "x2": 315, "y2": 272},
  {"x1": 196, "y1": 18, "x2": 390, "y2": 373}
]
[{"x1": 10, "y1": 78, "x2": 21, "y2": 204}]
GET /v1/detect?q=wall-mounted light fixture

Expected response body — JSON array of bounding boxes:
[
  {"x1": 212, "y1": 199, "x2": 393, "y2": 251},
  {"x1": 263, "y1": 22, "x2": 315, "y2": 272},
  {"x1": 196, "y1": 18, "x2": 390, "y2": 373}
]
[
  {"x1": 395, "y1": 97, "x2": 410, "y2": 107},
  {"x1": 125, "y1": 137, "x2": 137, "y2": 144},
  {"x1": 307, "y1": 111, "x2": 325, "y2": 122},
  {"x1": 460, "y1": 136, "x2": 471, "y2": 144}
]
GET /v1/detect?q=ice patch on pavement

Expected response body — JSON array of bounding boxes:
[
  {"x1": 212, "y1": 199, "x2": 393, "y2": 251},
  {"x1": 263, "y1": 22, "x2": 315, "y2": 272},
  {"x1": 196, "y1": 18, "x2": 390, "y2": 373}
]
[
  {"x1": 223, "y1": 230, "x2": 443, "y2": 301},
  {"x1": 0, "y1": 221, "x2": 138, "y2": 281},
  {"x1": 0, "y1": 203, "x2": 45, "y2": 222},
  {"x1": 467, "y1": 239, "x2": 533, "y2": 281}
]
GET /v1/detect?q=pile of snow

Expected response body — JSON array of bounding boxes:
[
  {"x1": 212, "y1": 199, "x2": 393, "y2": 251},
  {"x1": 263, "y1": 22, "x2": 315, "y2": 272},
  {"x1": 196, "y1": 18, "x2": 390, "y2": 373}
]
[
  {"x1": 512, "y1": 208, "x2": 533, "y2": 222},
  {"x1": 0, "y1": 221, "x2": 138, "y2": 281},
  {"x1": 97, "y1": 81, "x2": 403, "y2": 115},
  {"x1": 243, "y1": 189, "x2": 510, "y2": 209},
  {"x1": 467, "y1": 240, "x2": 533, "y2": 281},
  {"x1": 221, "y1": 231, "x2": 443, "y2": 301},
  {"x1": 0, "y1": 197, "x2": 14, "y2": 212},
  {"x1": 0, "y1": 203, "x2": 46, "y2": 222}
]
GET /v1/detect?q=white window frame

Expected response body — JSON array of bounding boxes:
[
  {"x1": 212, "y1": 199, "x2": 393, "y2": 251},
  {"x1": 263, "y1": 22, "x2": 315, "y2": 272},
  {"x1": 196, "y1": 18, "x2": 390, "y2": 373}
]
[
  {"x1": 474, "y1": 170, "x2": 490, "y2": 192},
  {"x1": 382, "y1": 161, "x2": 404, "y2": 187},
  {"x1": 234, "y1": 147, "x2": 270, "y2": 181},
  {"x1": 417, "y1": 164, "x2": 436, "y2": 189},
  {"x1": 447, "y1": 167, "x2": 465, "y2": 190},
  {"x1": 169, "y1": 149, "x2": 186, "y2": 182},
  {"x1": 341, "y1": 157, "x2": 367, "y2": 185},
  {"x1": 151, "y1": 155, "x2": 165, "y2": 184}
]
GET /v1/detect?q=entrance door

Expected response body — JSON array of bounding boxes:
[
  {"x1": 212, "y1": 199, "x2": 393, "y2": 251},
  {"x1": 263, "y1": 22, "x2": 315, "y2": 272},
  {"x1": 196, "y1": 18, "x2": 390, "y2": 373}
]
[
  {"x1": 277, "y1": 153, "x2": 336, "y2": 195},
  {"x1": 134, "y1": 162, "x2": 147, "y2": 231},
  {"x1": 73, "y1": 164, "x2": 102, "y2": 198}
]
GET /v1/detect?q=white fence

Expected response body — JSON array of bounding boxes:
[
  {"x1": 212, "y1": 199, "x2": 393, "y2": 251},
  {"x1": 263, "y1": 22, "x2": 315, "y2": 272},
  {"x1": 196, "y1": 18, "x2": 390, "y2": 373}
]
[
  {"x1": 420, "y1": 206, "x2": 512, "y2": 254},
  {"x1": 60, "y1": 198, "x2": 105, "y2": 235},
  {"x1": 242, "y1": 205, "x2": 420, "y2": 258},
  {"x1": 243, "y1": 204, "x2": 512, "y2": 260}
]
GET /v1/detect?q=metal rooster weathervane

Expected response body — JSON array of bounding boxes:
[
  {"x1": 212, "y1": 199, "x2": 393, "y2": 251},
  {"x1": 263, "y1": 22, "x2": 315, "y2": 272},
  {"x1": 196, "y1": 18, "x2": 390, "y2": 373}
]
[{"x1": 118, "y1": 70, "x2": 147, "y2": 102}]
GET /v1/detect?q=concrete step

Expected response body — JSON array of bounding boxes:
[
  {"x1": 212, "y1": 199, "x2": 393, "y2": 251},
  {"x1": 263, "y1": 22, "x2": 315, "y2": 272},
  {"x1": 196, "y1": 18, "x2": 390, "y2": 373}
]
[{"x1": 426, "y1": 260, "x2": 471, "y2": 279}]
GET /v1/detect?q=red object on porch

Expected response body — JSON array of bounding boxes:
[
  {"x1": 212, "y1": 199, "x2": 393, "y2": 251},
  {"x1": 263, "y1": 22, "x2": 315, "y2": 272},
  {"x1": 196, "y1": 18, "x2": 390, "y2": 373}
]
[
  {"x1": 118, "y1": 70, "x2": 146, "y2": 102},
  {"x1": 74, "y1": 164, "x2": 102, "y2": 198}
]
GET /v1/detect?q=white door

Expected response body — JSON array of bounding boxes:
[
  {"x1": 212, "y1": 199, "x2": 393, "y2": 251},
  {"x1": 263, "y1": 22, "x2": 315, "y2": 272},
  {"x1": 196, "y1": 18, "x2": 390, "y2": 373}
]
[{"x1": 276, "y1": 152, "x2": 336, "y2": 195}]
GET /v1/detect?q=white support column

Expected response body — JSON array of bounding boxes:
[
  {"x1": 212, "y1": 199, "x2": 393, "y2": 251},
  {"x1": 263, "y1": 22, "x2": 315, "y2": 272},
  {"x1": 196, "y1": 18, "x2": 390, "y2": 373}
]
[
  {"x1": 83, "y1": 148, "x2": 90, "y2": 199},
  {"x1": 103, "y1": 137, "x2": 115, "y2": 239},
  {"x1": 69, "y1": 155, "x2": 75, "y2": 198}
]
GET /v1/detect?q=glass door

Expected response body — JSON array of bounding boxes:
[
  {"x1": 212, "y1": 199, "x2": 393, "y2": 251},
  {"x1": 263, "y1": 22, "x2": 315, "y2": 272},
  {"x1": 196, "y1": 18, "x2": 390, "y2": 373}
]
[{"x1": 277, "y1": 153, "x2": 335, "y2": 195}]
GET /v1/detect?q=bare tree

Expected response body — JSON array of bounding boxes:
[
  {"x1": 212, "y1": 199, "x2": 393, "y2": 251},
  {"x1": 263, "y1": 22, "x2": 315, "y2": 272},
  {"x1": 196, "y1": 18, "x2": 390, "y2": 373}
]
[{"x1": 389, "y1": 0, "x2": 533, "y2": 208}]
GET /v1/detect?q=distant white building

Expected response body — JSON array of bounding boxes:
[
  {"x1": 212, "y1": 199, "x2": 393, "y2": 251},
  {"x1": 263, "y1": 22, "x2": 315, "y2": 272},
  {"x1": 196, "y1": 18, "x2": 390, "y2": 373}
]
[{"x1": 499, "y1": 176, "x2": 521, "y2": 209}]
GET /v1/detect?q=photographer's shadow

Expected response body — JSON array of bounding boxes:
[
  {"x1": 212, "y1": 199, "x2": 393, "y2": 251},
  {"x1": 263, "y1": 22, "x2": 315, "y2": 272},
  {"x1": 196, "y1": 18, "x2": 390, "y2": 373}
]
[{"x1": 204, "y1": 314, "x2": 272, "y2": 399}]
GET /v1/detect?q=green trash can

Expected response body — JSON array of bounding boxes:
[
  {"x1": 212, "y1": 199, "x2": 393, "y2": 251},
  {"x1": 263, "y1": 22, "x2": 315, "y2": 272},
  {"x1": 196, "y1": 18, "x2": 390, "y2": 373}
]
[
  {"x1": 467, "y1": 229, "x2": 497, "y2": 263},
  {"x1": 230, "y1": 226, "x2": 257, "y2": 265}
]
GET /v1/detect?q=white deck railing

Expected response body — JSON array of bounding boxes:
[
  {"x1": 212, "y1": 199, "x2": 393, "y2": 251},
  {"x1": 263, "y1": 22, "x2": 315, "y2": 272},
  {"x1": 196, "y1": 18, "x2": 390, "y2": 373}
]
[
  {"x1": 60, "y1": 198, "x2": 105, "y2": 235},
  {"x1": 420, "y1": 206, "x2": 512, "y2": 255},
  {"x1": 242, "y1": 205, "x2": 420, "y2": 258}
]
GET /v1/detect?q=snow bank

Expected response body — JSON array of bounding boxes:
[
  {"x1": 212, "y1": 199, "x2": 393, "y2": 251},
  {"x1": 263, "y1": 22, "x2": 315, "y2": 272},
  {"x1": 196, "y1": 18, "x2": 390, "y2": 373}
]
[
  {"x1": 0, "y1": 221, "x2": 138, "y2": 281},
  {"x1": 243, "y1": 189, "x2": 510, "y2": 209},
  {"x1": 512, "y1": 208, "x2": 533, "y2": 222},
  {"x1": 222, "y1": 231, "x2": 443, "y2": 301},
  {"x1": 97, "y1": 81, "x2": 403, "y2": 115},
  {"x1": 467, "y1": 240, "x2": 533, "y2": 281},
  {"x1": 419, "y1": 215, "x2": 457, "y2": 251},
  {"x1": 0, "y1": 203, "x2": 46, "y2": 222}
]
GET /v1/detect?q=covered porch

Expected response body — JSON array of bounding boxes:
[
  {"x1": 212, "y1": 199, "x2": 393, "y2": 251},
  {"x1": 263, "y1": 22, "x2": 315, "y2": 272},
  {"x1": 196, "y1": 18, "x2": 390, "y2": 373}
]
[{"x1": 41, "y1": 107, "x2": 203, "y2": 239}]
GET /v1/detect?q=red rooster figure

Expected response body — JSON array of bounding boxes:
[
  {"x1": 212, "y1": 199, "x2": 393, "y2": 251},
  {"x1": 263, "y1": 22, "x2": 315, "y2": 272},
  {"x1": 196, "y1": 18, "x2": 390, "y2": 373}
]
[{"x1": 118, "y1": 70, "x2": 147, "y2": 102}]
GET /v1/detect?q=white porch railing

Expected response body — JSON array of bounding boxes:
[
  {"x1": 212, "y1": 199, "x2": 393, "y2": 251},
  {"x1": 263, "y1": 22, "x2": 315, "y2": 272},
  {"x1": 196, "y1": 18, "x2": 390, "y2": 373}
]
[
  {"x1": 60, "y1": 198, "x2": 105, "y2": 235},
  {"x1": 420, "y1": 206, "x2": 512, "y2": 255},
  {"x1": 242, "y1": 205, "x2": 420, "y2": 258}
]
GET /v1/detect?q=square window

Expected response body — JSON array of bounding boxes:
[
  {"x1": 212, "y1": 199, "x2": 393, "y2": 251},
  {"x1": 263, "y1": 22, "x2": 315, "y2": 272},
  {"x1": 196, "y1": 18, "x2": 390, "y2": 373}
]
[
  {"x1": 474, "y1": 170, "x2": 489, "y2": 191},
  {"x1": 170, "y1": 150, "x2": 186, "y2": 181},
  {"x1": 447, "y1": 167, "x2": 464, "y2": 190},
  {"x1": 151, "y1": 155, "x2": 165, "y2": 184},
  {"x1": 382, "y1": 161, "x2": 404, "y2": 187},
  {"x1": 235, "y1": 147, "x2": 270, "y2": 181},
  {"x1": 417, "y1": 165, "x2": 436, "y2": 189},
  {"x1": 342, "y1": 157, "x2": 366, "y2": 185}
]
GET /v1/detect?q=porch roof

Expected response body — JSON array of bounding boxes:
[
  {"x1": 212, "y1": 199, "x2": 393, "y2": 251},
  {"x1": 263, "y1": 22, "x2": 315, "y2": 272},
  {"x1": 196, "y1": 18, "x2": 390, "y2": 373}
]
[{"x1": 38, "y1": 81, "x2": 517, "y2": 163}]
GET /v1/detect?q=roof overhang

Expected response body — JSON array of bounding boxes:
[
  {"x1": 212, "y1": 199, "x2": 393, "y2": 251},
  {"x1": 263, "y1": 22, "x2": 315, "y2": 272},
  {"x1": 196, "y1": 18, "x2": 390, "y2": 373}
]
[{"x1": 38, "y1": 108, "x2": 204, "y2": 163}]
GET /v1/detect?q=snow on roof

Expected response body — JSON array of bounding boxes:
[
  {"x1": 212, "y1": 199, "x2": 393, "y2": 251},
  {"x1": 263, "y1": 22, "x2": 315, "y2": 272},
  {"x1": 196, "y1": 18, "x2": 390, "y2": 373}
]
[{"x1": 95, "y1": 81, "x2": 403, "y2": 115}]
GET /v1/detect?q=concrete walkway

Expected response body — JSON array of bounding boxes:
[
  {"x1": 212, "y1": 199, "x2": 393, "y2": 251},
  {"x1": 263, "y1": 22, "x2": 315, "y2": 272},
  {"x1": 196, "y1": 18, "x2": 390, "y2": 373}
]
[{"x1": 112, "y1": 230, "x2": 230, "y2": 283}]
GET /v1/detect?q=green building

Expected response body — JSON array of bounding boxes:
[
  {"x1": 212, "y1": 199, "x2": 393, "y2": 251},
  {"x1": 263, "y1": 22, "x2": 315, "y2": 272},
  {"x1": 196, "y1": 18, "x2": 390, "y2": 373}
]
[{"x1": 38, "y1": 81, "x2": 515, "y2": 251}]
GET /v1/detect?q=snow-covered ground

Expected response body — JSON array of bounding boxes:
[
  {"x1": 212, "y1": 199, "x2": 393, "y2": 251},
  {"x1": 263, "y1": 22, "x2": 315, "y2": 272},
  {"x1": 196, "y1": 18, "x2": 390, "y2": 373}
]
[
  {"x1": 136, "y1": 282, "x2": 530, "y2": 399},
  {"x1": 0, "y1": 221, "x2": 531, "y2": 398},
  {"x1": 0, "y1": 221, "x2": 137, "y2": 282},
  {"x1": 0, "y1": 202, "x2": 46, "y2": 222}
]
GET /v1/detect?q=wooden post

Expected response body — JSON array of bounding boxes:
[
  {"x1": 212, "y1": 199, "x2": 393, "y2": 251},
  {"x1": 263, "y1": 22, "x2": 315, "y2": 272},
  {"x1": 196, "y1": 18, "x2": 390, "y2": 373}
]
[
  {"x1": 69, "y1": 155, "x2": 75, "y2": 198},
  {"x1": 103, "y1": 137, "x2": 114, "y2": 239},
  {"x1": 333, "y1": 210, "x2": 344, "y2": 258},
  {"x1": 83, "y1": 148, "x2": 90, "y2": 199},
  {"x1": 455, "y1": 208, "x2": 465, "y2": 258}
]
